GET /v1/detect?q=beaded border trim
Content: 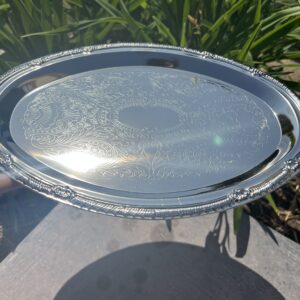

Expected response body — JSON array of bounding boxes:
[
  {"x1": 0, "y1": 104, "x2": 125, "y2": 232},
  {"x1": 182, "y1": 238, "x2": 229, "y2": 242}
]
[{"x1": 0, "y1": 43, "x2": 300, "y2": 219}]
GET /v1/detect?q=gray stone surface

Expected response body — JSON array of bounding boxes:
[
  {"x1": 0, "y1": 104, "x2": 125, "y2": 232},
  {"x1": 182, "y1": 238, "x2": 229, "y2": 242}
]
[{"x1": 0, "y1": 203, "x2": 299, "y2": 300}]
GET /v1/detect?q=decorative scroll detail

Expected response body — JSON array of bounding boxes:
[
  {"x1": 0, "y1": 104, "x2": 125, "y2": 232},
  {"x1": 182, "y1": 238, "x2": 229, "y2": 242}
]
[
  {"x1": 51, "y1": 185, "x2": 76, "y2": 200},
  {"x1": 0, "y1": 151, "x2": 12, "y2": 168},
  {"x1": 0, "y1": 148, "x2": 77, "y2": 202},
  {"x1": 228, "y1": 189, "x2": 251, "y2": 203},
  {"x1": 283, "y1": 154, "x2": 300, "y2": 172},
  {"x1": 16, "y1": 65, "x2": 276, "y2": 183}
]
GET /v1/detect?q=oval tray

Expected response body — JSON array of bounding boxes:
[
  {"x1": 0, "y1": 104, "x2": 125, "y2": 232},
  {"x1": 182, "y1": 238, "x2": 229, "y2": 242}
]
[{"x1": 0, "y1": 43, "x2": 299, "y2": 219}]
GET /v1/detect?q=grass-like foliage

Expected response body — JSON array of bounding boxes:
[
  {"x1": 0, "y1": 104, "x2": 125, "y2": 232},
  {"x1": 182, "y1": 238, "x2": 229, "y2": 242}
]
[{"x1": 0, "y1": 0, "x2": 299, "y2": 91}]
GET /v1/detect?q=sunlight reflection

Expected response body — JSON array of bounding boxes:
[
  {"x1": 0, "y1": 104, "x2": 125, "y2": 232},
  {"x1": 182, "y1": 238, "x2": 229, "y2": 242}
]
[{"x1": 46, "y1": 151, "x2": 119, "y2": 173}]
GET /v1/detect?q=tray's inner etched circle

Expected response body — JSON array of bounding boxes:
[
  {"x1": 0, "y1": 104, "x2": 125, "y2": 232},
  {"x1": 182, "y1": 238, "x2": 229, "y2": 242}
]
[{"x1": 10, "y1": 66, "x2": 281, "y2": 194}]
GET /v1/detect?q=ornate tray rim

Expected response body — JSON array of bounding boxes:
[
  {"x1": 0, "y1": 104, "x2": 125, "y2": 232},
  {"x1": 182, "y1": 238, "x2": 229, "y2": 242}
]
[{"x1": 0, "y1": 43, "x2": 300, "y2": 219}]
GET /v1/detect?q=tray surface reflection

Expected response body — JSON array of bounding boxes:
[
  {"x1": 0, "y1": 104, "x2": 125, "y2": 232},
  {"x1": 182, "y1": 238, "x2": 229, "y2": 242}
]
[{"x1": 0, "y1": 44, "x2": 300, "y2": 219}]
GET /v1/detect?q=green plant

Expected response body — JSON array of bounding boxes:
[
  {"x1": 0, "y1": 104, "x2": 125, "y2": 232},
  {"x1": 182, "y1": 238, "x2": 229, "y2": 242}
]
[
  {"x1": 0, "y1": 0, "x2": 149, "y2": 71},
  {"x1": 1, "y1": 1, "x2": 300, "y2": 84},
  {"x1": 140, "y1": 0, "x2": 300, "y2": 89},
  {"x1": 233, "y1": 194, "x2": 280, "y2": 235}
]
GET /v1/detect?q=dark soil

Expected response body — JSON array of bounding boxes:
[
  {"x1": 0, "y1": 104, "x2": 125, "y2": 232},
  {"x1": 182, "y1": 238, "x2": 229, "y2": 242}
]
[{"x1": 247, "y1": 175, "x2": 300, "y2": 244}]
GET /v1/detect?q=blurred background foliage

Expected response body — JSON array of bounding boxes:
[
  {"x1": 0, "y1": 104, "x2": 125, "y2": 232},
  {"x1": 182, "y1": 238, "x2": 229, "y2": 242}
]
[
  {"x1": 0, "y1": 0, "x2": 299, "y2": 91},
  {"x1": 0, "y1": 0, "x2": 299, "y2": 240}
]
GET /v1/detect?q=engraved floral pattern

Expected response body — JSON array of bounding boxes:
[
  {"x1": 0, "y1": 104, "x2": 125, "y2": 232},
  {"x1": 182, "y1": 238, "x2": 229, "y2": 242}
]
[{"x1": 14, "y1": 66, "x2": 278, "y2": 187}]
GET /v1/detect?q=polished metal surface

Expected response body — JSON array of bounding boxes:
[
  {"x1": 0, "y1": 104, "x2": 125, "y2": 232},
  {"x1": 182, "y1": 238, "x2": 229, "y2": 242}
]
[{"x1": 0, "y1": 44, "x2": 300, "y2": 219}]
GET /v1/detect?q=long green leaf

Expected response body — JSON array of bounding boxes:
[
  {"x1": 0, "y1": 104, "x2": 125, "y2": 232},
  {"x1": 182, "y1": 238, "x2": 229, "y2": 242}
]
[
  {"x1": 128, "y1": 0, "x2": 147, "y2": 11},
  {"x1": 233, "y1": 206, "x2": 244, "y2": 235},
  {"x1": 252, "y1": 16, "x2": 300, "y2": 51},
  {"x1": 286, "y1": 51, "x2": 300, "y2": 59},
  {"x1": 21, "y1": 18, "x2": 127, "y2": 37},
  {"x1": 95, "y1": 0, "x2": 120, "y2": 16},
  {"x1": 180, "y1": 0, "x2": 190, "y2": 47},
  {"x1": 200, "y1": 0, "x2": 245, "y2": 45},
  {"x1": 0, "y1": 4, "x2": 9, "y2": 11},
  {"x1": 153, "y1": 16, "x2": 177, "y2": 45},
  {"x1": 94, "y1": 0, "x2": 150, "y2": 42},
  {"x1": 254, "y1": 0, "x2": 262, "y2": 25},
  {"x1": 96, "y1": 23, "x2": 114, "y2": 41},
  {"x1": 0, "y1": 26, "x2": 31, "y2": 58},
  {"x1": 238, "y1": 22, "x2": 261, "y2": 62},
  {"x1": 287, "y1": 33, "x2": 300, "y2": 40},
  {"x1": 262, "y1": 7, "x2": 300, "y2": 30},
  {"x1": 265, "y1": 194, "x2": 279, "y2": 215}
]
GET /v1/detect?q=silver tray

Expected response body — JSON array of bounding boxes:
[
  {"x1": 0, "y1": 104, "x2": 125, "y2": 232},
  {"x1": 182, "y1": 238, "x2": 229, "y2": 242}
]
[{"x1": 0, "y1": 43, "x2": 299, "y2": 219}]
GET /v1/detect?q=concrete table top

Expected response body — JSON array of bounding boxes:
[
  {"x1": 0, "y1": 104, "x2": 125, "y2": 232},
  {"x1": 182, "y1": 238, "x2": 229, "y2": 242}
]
[{"x1": 0, "y1": 199, "x2": 299, "y2": 300}]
